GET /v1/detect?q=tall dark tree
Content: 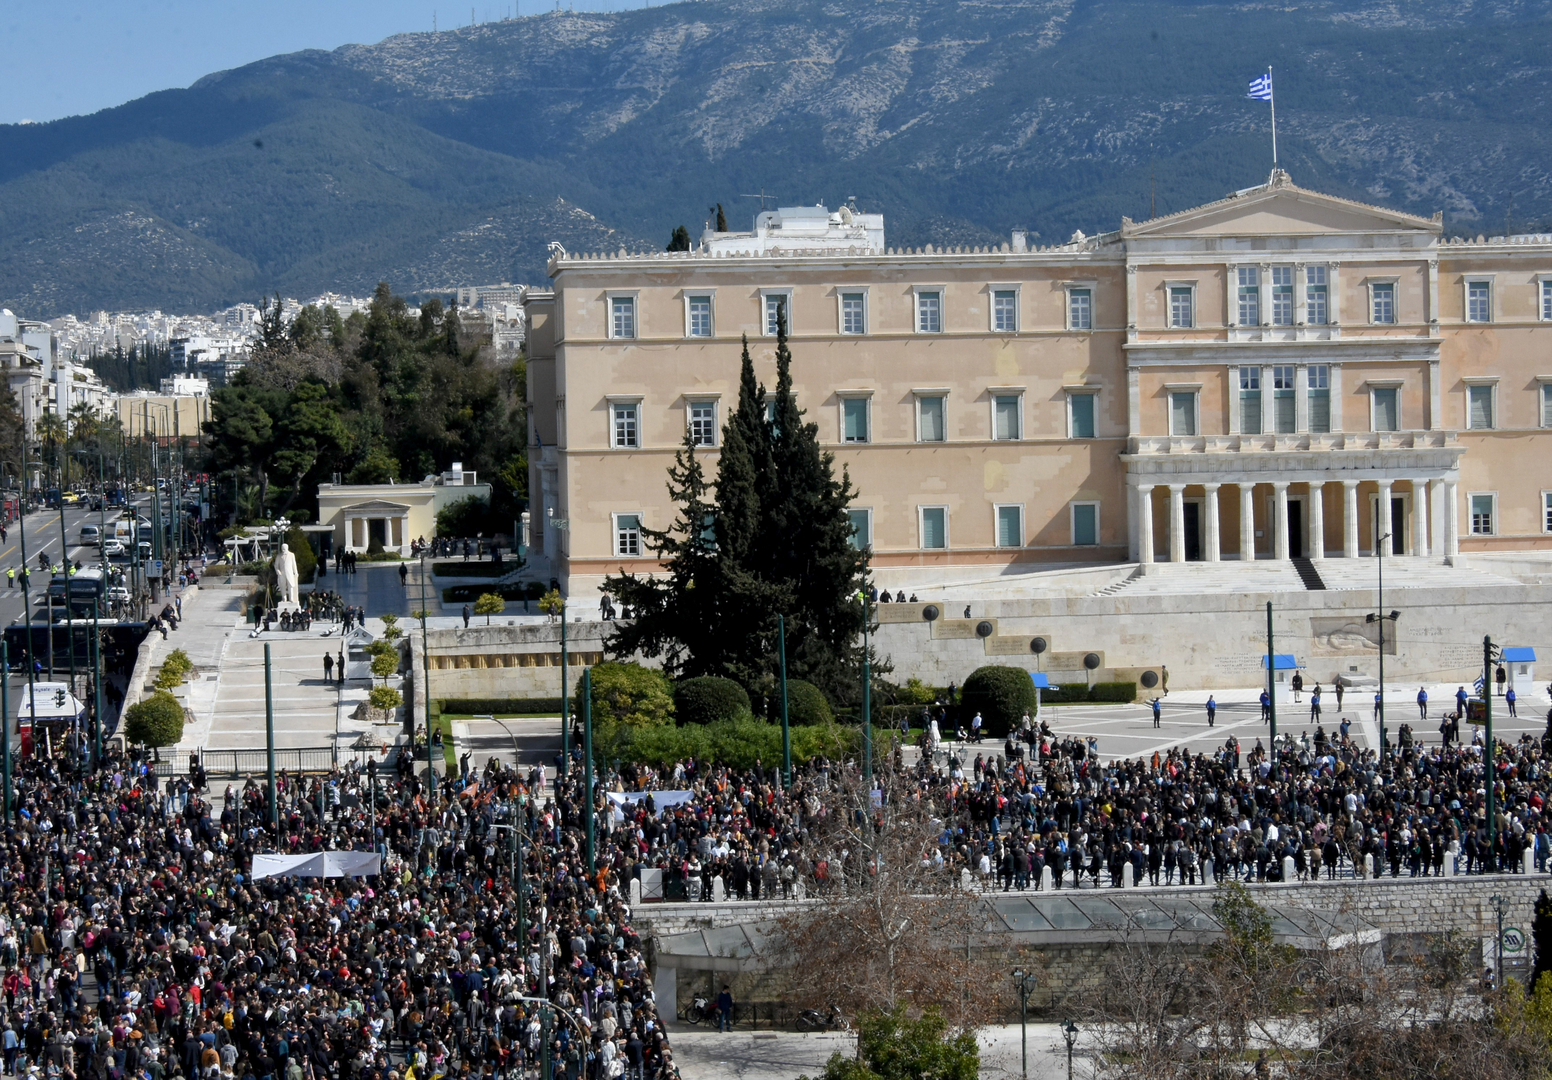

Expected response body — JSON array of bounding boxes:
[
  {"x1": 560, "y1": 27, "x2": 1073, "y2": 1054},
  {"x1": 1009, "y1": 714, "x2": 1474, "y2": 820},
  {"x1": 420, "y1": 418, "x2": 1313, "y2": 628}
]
[
  {"x1": 257, "y1": 295, "x2": 288, "y2": 352},
  {"x1": 715, "y1": 203, "x2": 729, "y2": 232},
  {"x1": 1533, "y1": 888, "x2": 1552, "y2": 991},
  {"x1": 666, "y1": 225, "x2": 692, "y2": 251}
]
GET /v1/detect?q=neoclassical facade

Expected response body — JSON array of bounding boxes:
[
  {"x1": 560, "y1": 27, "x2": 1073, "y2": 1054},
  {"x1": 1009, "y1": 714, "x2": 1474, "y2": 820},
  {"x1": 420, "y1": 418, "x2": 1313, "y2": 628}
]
[{"x1": 526, "y1": 173, "x2": 1552, "y2": 596}]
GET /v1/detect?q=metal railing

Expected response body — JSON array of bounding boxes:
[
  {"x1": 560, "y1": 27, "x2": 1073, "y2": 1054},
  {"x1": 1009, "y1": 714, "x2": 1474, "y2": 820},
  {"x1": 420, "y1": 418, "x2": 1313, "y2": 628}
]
[{"x1": 150, "y1": 745, "x2": 337, "y2": 778}]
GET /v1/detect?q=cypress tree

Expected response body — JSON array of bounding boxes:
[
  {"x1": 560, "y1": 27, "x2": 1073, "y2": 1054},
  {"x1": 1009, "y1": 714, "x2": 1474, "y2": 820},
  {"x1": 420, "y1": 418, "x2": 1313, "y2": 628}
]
[
  {"x1": 666, "y1": 225, "x2": 692, "y2": 251},
  {"x1": 715, "y1": 203, "x2": 728, "y2": 232}
]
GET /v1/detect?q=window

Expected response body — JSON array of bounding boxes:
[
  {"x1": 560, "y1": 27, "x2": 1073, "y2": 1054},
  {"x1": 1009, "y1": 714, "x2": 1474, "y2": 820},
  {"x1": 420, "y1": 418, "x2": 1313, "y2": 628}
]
[
  {"x1": 688, "y1": 400, "x2": 717, "y2": 446},
  {"x1": 1272, "y1": 365, "x2": 1295, "y2": 434},
  {"x1": 1470, "y1": 493, "x2": 1495, "y2": 535},
  {"x1": 840, "y1": 292, "x2": 867, "y2": 335},
  {"x1": 1236, "y1": 267, "x2": 1261, "y2": 326},
  {"x1": 842, "y1": 397, "x2": 870, "y2": 443},
  {"x1": 1543, "y1": 280, "x2": 1552, "y2": 322},
  {"x1": 917, "y1": 395, "x2": 946, "y2": 442},
  {"x1": 920, "y1": 507, "x2": 947, "y2": 549},
  {"x1": 1545, "y1": 492, "x2": 1552, "y2": 534},
  {"x1": 992, "y1": 290, "x2": 1019, "y2": 333},
  {"x1": 1306, "y1": 266, "x2": 1329, "y2": 325},
  {"x1": 614, "y1": 514, "x2": 642, "y2": 557},
  {"x1": 763, "y1": 293, "x2": 790, "y2": 337},
  {"x1": 1270, "y1": 266, "x2": 1294, "y2": 326},
  {"x1": 1466, "y1": 281, "x2": 1492, "y2": 323},
  {"x1": 916, "y1": 290, "x2": 943, "y2": 334},
  {"x1": 1307, "y1": 365, "x2": 1331, "y2": 434},
  {"x1": 847, "y1": 509, "x2": 872, "y2": 551},
  {"x1": 1169, "y1": 286, "x2": 1194, "y2": 328},
  {"x1": 1068, "y1": 392, "x2": 1096, "y2": 439},
  {"x1": 1068, "y1": 288, "x2": 1093, "y2": 331},
  {"x1": 1371, "y1": 387, "x2": 1399, "y2": 432},
  {"x1": 1239, "y1": 368, "x2": 1263, "y2": 435},
  {"x1": 1543, "y1": 383, "x2": 1552, "y2": 428},
  {"x1": 1071, "y1": 502, "x2": 1099, "y2": 546},
  {"x1": 1371, "y1": 283, "x2": 1396, "y2": 325},
  {"x1": 1170, "y1": 391, "x2": 1198, "y2": 436},
  {"x1": 610, "y1": 295, "x2": 637, "y2": 339},
  {"x1": 992, "y1": 394, "x2": 1021, "y2": 440},
  {"x1": 995, "y1": 505, "x2": 1023, "y2": 548},
  {"x1": 1467, "y1": 384, "x2": 1495, "y2": 430},
  {"x1": 686, "y1": 295, "x2": 712, "y2": 338},
  {"x1": 611, "y1": 402, "x2": 640, "y2": 448}
]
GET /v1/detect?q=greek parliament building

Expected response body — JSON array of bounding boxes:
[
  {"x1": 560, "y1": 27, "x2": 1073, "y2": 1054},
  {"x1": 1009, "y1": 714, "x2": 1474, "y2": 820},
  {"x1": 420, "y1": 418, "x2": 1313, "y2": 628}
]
[{"x1": 524, "y1": 171, "x2": 1552, "y2": 604}]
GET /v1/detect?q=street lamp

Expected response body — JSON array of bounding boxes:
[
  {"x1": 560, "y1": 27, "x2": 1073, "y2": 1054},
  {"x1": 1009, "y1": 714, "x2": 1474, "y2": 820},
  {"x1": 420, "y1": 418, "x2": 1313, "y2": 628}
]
[
  {"x1": 1061, "y1": 1019, "x2": 1079, "y2": 1080},
  {"x1": 1011, "y1": 968, "x2": 1036, "y2": 1079},
  {"x1": 1365, "y1": 530, "x2": 1401, "y2": 762},
  {"x1": 1490, "y1": 893, "x2": 1509, "y2": 988}
]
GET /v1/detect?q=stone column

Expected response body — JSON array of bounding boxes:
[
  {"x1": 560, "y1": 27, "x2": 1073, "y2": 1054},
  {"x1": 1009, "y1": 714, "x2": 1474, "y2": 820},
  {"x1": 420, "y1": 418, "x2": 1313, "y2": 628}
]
[
  {"x1": 1273, "y1": 481, "x2": 1290, "y2": 560},
  {"x1": 1444, "y1": 479, "x2": 1460, "y2": 562},
  {"x1": 1377, "y1": 480, "x2": 1394, "y2": 555},
  {"x1": 1430, "y1": 478, "x2": 1447, "y2": 557},
  {"x1": 1137, "y1": 484, "x2": 1155, "y2": 567},
  {"x1": 1203, "y1": 482, "x2": 1222, "y2": 562},
  {"x1": 1412, "y1": 480, "x2": 1429, "y2": 558},
  {"x1": 1343, "y1": 481, "x2": 1360, "y2": 558},
  {"x1": 1238, "y1": 483, "x2": 1256, "y2": 561},
  {"x1": 1308, "y1": 481, "x2": 1325, "y2": 561},
  {"x1": 1168, "y1": 484, "x2": 1186, "y2": 564}
]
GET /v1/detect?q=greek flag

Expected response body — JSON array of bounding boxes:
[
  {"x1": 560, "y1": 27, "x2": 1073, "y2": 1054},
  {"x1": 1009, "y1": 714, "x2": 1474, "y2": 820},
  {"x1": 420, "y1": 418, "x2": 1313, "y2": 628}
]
[
  {"x1": 1474, "y1": 674, "x2": 1486, "y2": 694},
  {"x1": 1247, "y1": 72, "x2": 1273, "y2": 101}
]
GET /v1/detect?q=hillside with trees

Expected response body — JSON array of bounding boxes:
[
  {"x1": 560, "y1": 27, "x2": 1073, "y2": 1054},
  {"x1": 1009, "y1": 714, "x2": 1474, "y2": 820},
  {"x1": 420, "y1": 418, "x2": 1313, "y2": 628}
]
[{"x1": 3, "y1": 0, "x2": 1551, "y2": 314}]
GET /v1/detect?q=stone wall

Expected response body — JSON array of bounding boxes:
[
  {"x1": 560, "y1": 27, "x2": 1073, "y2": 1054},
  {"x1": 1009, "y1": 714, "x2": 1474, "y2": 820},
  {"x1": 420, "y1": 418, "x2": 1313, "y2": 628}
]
[
  {"x1": 407, "y1": 621, "x2": 606, "y2": 710},
  {"x1": 872, "y1": 579, "x2": 1552, "y2": 689}
]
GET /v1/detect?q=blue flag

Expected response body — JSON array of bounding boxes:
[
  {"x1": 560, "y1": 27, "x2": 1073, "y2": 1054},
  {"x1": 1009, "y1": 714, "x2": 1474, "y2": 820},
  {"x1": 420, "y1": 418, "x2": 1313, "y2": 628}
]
[{"x1": 1247, "y1": 72, "x2": 1273, "y2": 101}]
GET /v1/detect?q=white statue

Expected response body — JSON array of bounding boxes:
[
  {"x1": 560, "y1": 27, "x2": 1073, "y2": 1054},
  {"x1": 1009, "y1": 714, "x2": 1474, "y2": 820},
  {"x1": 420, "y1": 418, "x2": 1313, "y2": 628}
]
[{"x1": 275, "y1": 542, "x2": 300, "y2": 605}]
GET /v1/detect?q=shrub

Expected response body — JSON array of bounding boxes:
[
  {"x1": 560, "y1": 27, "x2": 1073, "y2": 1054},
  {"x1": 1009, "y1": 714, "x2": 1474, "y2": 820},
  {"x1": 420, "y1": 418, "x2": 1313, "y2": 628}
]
[
  {"x1": 538, "y1": 588, "x2": 564, "y2": 618},
  {"x1": 154, "y1": 648, "x2": 193, "y2": 690},
  {"x1": 473, "y1": 592, "x2": 505, "y2": 624},
  {"x1": 284, "y1": 526, "x2": 317, "y2": 583},
  {"x1": 124, "y1": 690, "x2": 185, "y2": 750},
  {"x1": 379, "y1": 613, "x2": 403, "y2": 643},
  {"x1": 575, "y1": 662, "x2": 674, "y2": 729},
  {"x1": 1091, "y1": 681, "x2": 1138, "y2": 703},
  {"x1": 785, "y1": 679, "x2": 833, "y2": 726},
  {"x1": 436, "y1": 494, "x2": 494, "y2": 538},
  {"x1": 960, "y1": 665, "x2": 1038, "y2": 737},
  {"x1": 1041, "y1": 682, "x2": 1094, "y2": 705},
  {"x1": 369, "y1": 685, "x2": 403, "y2": 724},
  {"x1": 371, "y1": 649, "x2": 399, "y2": 684},
  {"x1": 898, "y1": 677, "x2": 939, "y2": 706},
  {"x1": 674, "y1": 676, "x2": 751, "y2": 725},
  {"x1": 596, "y1": 716, "x2": 859, "y2": 770},
  {"x1": 436, "y1": 697, "x2": 567, "y2": 716}
]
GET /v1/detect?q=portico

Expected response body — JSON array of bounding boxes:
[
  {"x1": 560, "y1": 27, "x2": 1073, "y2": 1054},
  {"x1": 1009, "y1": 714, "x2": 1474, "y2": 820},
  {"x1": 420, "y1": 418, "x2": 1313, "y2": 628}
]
[{"x1": 1124, "y1": 432, "x2": 1463, "y2": 568}]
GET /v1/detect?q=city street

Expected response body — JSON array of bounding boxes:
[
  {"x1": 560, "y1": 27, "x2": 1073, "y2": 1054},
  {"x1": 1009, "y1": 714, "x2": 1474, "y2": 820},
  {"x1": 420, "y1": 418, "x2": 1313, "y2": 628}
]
[{"x1": 0, "y1": 501, "x2": 114, "y2": 626}]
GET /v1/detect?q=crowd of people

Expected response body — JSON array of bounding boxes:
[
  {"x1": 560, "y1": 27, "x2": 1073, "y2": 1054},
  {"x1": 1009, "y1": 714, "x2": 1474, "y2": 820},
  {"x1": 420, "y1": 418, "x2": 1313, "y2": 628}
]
[
  {"x1": 0, "y1": 741, "x2": 678, "y2": 1080},
  {"x1": 586, "y1": 707, "x2": 1552, "y2": 905}
]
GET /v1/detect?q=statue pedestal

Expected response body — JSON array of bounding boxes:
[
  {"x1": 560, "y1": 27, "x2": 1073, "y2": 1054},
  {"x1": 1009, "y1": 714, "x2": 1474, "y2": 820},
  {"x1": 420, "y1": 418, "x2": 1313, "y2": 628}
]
[{"x1": 277, "y1": 601, "x2": 301, "y2": 617}]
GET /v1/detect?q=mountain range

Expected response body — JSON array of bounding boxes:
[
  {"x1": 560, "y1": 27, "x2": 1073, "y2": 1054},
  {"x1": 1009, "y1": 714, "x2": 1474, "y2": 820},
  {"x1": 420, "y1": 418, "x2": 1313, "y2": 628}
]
[{"x1": 4, "y1": 0, "x2": 1552, "y2": 317}]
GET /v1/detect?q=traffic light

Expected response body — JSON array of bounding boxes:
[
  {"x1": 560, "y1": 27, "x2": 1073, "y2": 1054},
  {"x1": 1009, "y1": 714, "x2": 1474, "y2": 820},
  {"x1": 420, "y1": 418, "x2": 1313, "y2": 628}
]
[{"x1": 53, "y1": 689, "x2": 66, "y2": 708}]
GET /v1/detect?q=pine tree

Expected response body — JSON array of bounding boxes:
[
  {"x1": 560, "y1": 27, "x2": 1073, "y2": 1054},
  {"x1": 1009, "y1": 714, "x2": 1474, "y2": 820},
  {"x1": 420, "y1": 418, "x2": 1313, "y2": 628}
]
[
  {"x1": 602, "y1": 435, "x2": 731, "y2": 679},
  {"x1": 715, "y1": 203, "x2": 728, "y2": 232},
  {"x1": 763, "y1": 306, "x2": 869, "y2": 696},
  {"x1": 666, "y1": 225, "x2": 692, "y2": 251}
]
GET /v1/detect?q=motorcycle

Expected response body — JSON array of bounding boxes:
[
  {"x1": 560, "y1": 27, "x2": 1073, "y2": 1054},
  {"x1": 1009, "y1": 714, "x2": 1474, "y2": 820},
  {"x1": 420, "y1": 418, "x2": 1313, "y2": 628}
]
[
  {"x1": 797, "y1": 1004, "x2": 845, "y2": 1032},
  {"x1": 679, "y1": 993, "x2": 710, "y2": 1025}
]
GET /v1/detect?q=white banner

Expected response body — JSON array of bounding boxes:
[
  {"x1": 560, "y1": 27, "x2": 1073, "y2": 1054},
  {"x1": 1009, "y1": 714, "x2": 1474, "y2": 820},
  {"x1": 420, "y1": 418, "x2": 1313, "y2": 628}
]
[
  {"x1": 606, "y1": 790, "x2": 695, "y2": 822},
  {"x1": 251, "y1": 851, "x2": 381, "y2": 879}
]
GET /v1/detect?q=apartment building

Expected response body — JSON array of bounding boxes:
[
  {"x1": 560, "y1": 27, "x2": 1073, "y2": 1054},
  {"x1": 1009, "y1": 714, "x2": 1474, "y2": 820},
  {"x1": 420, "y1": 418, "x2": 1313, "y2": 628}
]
[{"x1": 527, "y1": 171, "x2": 1552, "y2": 597}]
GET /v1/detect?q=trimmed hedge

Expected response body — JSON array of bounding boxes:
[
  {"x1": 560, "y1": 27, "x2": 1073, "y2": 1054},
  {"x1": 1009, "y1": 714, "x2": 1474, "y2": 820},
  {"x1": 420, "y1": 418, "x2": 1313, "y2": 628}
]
[
  {"x1": 1091, "y1": 681, "x2": 1138, "y2": 703},
  {"x1": 785, "y1": 679, "x2": 833, "y2": 726},
  {"x1": 124, "y1": 690, "x2": 185, "y2": 749},
  {"x1": 960, "y1": 665, "x2": 1039, "y2": 738},
  {"x1": 674, "y1": 677, "x2": 751, "y2": 725},
  {"x1": 594, "y1": 717, "x2": 858, "y2": 771},
  {"x1": 1038, "y1": 681, "x2": 1139, "y2": 704},
  {"x1": 435, "y1": 697, "x2": 568, "y2": 716}
]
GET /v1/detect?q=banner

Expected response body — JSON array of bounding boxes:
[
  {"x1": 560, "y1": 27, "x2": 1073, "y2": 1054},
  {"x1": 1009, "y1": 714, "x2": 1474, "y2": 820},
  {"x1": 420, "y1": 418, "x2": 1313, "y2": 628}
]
[{"x1": 251, "y1": 851, "x2": 381, "y2": 879}]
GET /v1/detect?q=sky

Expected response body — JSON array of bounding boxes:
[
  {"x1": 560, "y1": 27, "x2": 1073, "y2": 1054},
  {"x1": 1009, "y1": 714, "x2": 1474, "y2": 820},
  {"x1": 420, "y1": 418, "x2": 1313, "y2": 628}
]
[{"x1": 2, "y1": 0, "x2": 657, "y2": 125}]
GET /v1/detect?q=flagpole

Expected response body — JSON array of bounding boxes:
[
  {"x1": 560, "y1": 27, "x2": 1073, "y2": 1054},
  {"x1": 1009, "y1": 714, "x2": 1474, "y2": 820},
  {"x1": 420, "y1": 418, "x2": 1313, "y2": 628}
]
[{"x1": 1269, "y1": 65, "x2": 1277, "y2": 167}]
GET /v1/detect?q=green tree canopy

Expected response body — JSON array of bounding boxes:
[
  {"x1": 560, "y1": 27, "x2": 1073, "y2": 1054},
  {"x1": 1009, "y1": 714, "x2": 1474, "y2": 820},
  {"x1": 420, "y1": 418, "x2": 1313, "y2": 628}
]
[
  {"x1": 574, "y1": 662, "x2": 674, "y2": 729},
  {"x1": 124, "y1": 691, "x2": 185, "y2": 750},
  {"x1": 800, "y1": 1008, "x2": 978, "y2": 1080}
]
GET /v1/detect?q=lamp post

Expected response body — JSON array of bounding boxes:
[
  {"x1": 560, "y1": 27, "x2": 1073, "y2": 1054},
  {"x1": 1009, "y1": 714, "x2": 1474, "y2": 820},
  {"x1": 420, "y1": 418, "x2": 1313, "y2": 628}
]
[
  {"x1": 859, "y1": 589, "x2": 872, "y2": 785},
  {"x1": 1485, "y1": 636, "x2": 1500, "y2": 868},
  {"x1": 1061, "y1": 1019, "x2": 1079, "y2": 1080},
  {"x1": 1365, "y1": 532, "x2": 1400, "y2": 762},
  {"x1": 1266, "y1": 600, "x2": 1277, "y2": 779},
  {"x1": 778, "y1": 614, "x2": 791, "y2": 790},
  {"x1": 1011, "y1": 968, "x2": 1035, "y2": 1079},
  {"x1": 1490, "y1": 892, "x2": 1509, "y2": 987},
  {"x1": 418, "y1": 550, "x2": 436, "y2": 798},
  {"x1": 583, "y1": 666, "x2": 595, "y2": 875}
]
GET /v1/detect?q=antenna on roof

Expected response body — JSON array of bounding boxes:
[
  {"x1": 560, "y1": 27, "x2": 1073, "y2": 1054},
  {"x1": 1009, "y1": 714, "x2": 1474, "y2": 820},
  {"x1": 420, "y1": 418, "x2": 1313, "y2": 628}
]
[{"x1": 740, "y1": 189, "x2": 777, "y2": 210}]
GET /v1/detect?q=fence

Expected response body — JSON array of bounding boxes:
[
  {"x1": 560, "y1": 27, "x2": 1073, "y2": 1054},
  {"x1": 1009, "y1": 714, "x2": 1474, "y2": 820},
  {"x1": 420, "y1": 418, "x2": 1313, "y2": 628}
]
[{"x1": 151, "y1": 745, "x2": 337, "y2": 778}]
